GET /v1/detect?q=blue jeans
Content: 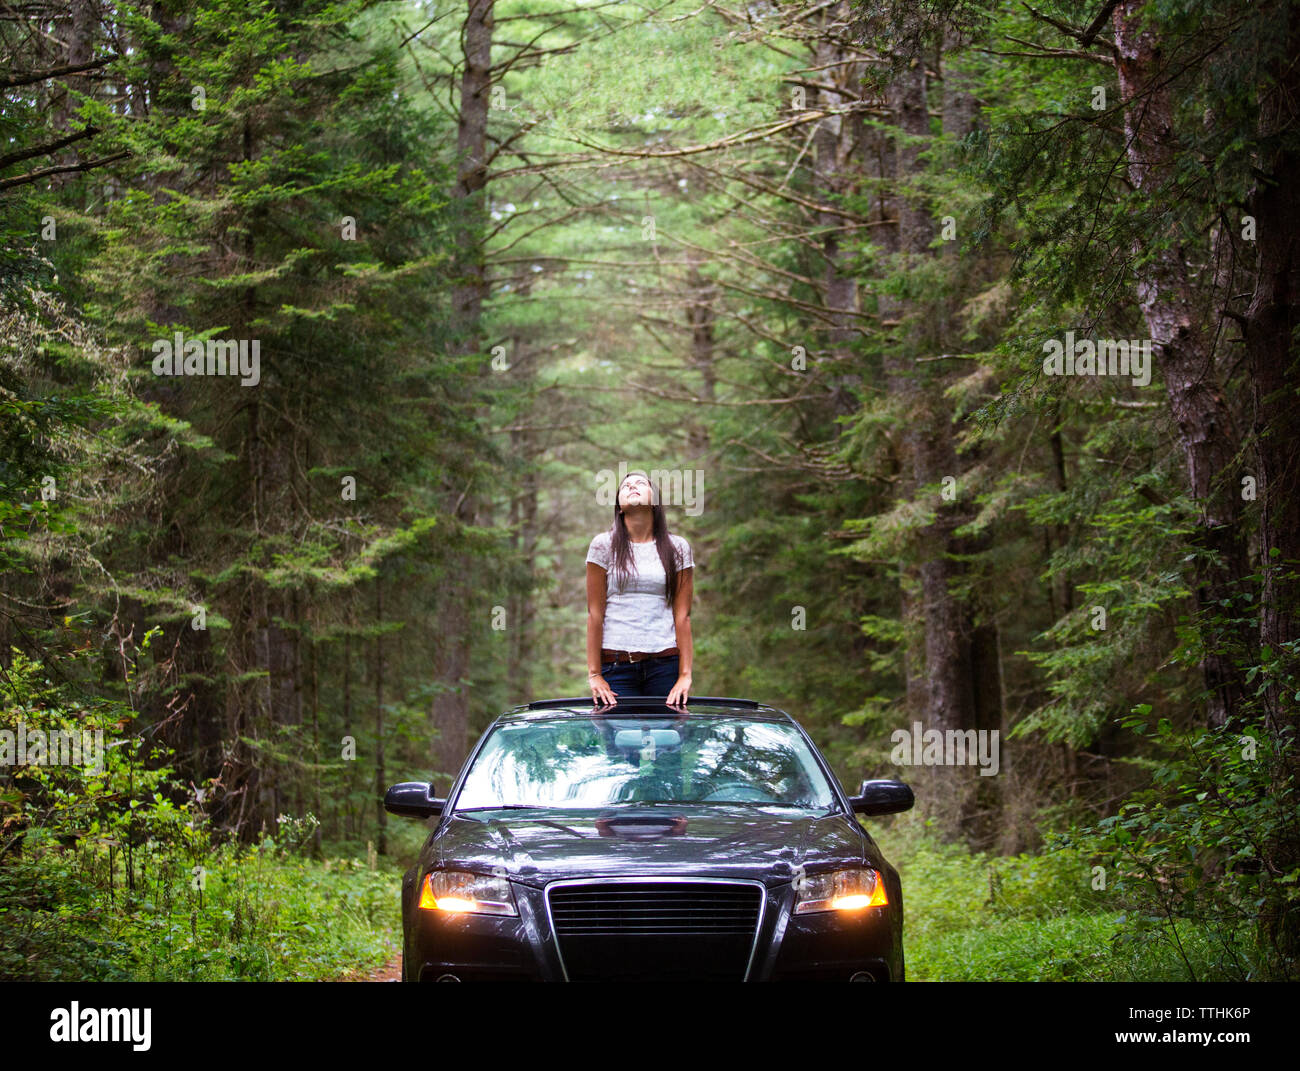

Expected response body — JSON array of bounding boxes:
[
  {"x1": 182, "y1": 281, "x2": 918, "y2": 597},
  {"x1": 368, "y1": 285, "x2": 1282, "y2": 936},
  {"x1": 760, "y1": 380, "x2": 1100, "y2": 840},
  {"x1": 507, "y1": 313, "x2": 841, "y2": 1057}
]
[{"x1": 600, "y1": 654, "x2": 680, "y2": 698}]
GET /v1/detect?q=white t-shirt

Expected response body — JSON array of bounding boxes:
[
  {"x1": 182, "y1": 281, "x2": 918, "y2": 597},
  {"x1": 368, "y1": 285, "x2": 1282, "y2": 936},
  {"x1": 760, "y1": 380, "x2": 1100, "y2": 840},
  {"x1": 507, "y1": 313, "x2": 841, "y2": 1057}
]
[{"x1": 586, "y1": 531, "x2": 693, "y2": 653}]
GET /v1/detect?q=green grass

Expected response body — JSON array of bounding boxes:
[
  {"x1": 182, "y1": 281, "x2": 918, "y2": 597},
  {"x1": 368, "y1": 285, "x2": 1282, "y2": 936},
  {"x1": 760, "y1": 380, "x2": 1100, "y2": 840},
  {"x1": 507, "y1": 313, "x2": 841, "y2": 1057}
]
[
  {"x1": 911, "y1": 914, "x2": 1121, "y2": 980},
  {"x1": 875, "y1": 813, "x2": 1263, "y2": 982},
  {"x1": 0, "y1": 832, "x2": 402, "y2": 981}
]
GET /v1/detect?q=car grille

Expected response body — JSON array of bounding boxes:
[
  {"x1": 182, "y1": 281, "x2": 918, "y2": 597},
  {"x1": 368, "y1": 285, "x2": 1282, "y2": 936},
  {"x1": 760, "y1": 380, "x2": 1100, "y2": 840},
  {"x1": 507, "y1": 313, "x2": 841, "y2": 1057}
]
[{"x1": 547, "y1": 880, "x2": 763, "y2": 981}]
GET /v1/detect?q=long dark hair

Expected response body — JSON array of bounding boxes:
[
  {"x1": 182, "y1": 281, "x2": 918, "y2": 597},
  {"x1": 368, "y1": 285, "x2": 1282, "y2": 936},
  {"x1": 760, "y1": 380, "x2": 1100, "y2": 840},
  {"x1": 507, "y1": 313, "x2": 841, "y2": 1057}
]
[{"x1": 608, "y1": 469, "x2": 684, "y2": 607}]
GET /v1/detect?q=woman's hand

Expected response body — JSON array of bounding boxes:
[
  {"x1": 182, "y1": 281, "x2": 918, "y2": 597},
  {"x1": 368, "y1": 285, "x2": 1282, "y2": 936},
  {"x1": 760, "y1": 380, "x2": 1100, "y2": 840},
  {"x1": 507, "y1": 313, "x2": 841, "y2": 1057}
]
[
  {"x1": 590, "y1": 672, "x2": 617, "y2": 706},
  {"x1": 666, "y1": 672, "x2": 691, "y2": 707}
]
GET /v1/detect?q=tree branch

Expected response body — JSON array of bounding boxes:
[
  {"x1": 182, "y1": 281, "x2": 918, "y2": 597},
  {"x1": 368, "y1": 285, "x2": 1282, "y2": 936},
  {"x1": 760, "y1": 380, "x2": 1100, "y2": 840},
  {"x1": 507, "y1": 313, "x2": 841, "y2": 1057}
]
[
  {"x1": 0, "y1": 150, "x2": 129, "y2": 193},
  {"x1": 0, "y1": 126, "x2": 98, "y2": 171},
  {"x1": 0, "y1": 54, "x2": 117, "y2": 90}
]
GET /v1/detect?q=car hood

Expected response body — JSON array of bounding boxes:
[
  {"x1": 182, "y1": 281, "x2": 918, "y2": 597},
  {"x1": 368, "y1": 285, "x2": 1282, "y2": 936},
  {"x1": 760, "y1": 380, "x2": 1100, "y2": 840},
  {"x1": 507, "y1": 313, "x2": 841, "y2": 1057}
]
[{"x1": 431, "y1": 804, "x2": 867, "y2": 886}]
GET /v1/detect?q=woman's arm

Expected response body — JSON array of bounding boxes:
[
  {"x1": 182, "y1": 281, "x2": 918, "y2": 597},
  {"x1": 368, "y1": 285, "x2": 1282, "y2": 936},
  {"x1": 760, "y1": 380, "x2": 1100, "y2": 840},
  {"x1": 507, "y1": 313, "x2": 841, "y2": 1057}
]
[
  {"x1": 586, "y1": 562, "x2": 616, "y2": 705},
  {"x1": 666, "y1": 566, "x2": 693, "y2": 706}
]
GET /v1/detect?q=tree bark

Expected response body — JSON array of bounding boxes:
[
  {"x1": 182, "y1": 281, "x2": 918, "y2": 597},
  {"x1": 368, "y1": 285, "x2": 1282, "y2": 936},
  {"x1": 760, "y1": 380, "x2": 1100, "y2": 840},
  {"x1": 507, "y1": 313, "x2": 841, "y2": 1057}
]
[
  {"x1": 813, "y1": 5, "x2": 865, "y2": 419},
  {"x1": 1238, "y1": 0, "x2": 1300, "y2": 962},
  {"x1": 432, "y1": 0, "x2": 494, "y2": 786},
  {"x1": 1113, "y1": 1, "x2": 1251, "y2": 727},
  {"x1": 891, "y1": 53, "x2": 978, "y2": 737},
  {"x1": 685, "y1": 250, "x2": 718, "y2": 459},
  {"x1": 1241, "y1": 3, "x2": 1300, "y2": 731},
  {"x1": 375, "y1": 580, "x2": 387, "y2": 855}
]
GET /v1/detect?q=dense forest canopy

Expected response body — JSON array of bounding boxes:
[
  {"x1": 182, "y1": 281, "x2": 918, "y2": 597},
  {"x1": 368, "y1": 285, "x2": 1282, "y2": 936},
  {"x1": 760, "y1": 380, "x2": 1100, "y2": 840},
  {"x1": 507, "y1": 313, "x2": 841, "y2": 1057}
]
[{"x1": 1, "y1": 0, "x2": 1297, "y2": 981}]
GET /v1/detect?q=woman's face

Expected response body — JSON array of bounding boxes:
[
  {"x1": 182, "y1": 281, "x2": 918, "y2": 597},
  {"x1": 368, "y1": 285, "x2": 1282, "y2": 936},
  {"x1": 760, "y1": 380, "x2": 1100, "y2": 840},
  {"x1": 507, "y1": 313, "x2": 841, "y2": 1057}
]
[{"x1": 617, "y1": 472, "x2": 653, "y2": 510}]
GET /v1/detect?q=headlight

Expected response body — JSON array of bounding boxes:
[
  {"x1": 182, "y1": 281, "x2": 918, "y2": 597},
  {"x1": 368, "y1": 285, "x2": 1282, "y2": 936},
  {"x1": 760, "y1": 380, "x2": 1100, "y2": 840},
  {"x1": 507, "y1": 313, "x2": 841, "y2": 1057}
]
[
  {"x1": 418, "y1": 870, "x2": 518, "y2": 916},
  {"x1": 793, "y1": 867, "x2": 888, "y2": 914}
]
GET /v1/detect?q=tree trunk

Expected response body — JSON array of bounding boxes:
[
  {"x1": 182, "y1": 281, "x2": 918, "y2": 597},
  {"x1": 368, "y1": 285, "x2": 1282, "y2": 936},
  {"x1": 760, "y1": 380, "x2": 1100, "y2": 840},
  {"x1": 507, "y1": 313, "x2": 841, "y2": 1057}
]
[
  {"x1": 432, "y1": 0, "x2": 494, "y2": 786},
  {"x1": 686, "y1": 251, "x2": 718, "y2": 459},
  {"x1": 891, "y1": 53, "x2": 978, "y2": 737},
  {"x1": 375, "y1": 580, "x2": 387, "y2": 855},
  {"x1": 52, "y1": 0, "x2": 95, "y2": 189},
  {"x1": 1113, "y1": 1, "x2": 1251, "y2": 727},
  {"x1": 1239, "y1": 0, "x2": 1300, "y2": 962},
  {"x1": 343, "y1": 629, "x2": 355, "y2": 840},
  {"x1": 813, "y1": 6, "x2": 865, "y2": 419},
  {"x1": 1241, "y1": 2, "x2": 1300, "y2": 730}
]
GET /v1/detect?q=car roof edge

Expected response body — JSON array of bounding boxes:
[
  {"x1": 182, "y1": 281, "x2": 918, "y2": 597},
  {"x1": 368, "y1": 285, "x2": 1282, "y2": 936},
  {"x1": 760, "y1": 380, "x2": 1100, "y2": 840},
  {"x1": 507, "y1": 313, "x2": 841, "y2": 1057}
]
[{"x1": 522, "y1": 696, "x2": 761, "y2": 712}]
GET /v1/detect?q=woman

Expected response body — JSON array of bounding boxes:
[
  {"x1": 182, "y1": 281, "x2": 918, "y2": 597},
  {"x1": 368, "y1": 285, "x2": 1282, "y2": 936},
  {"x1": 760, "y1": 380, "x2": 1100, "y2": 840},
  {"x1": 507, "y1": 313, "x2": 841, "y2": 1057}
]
[{"x1": 586, "y1": 469, "x2": 694, "y2": 705}]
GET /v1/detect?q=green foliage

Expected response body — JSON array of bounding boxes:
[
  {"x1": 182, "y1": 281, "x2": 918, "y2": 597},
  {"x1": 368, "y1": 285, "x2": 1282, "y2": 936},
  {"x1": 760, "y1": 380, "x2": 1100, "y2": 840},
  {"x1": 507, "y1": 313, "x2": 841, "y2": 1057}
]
[
  {"x1": 885, "y1": 808, "x2": 1268, "y2": 980},
  {"x1": 1060, "y1": 710, "x2": 1300, "y2": 981},
  {"x1": 1015, "y1": 470, "x2": 1196, "y2": 745},
  {"x1": 0, "y1": 832, "x2": 399, "y2": 982},
  {"x1": 0, "y1": 650, "x2": 397, "y2": 980}
]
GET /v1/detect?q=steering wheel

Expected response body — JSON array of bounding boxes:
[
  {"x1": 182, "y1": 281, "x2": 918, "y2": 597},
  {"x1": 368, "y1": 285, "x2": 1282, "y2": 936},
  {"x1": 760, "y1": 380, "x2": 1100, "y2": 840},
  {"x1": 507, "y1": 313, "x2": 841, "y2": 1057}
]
[{"x1": 700, "y1": 780, "x2": 774, "y2": 803}]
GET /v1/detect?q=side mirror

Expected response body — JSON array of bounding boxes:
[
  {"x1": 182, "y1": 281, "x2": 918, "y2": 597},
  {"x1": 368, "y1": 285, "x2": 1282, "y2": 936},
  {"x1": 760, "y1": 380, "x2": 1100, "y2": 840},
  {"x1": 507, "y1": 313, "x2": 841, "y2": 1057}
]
[
  {"x1": 384, "y1": 781, "x2": 445, "y2": 819},
  {"x1": 848, "y1": 779, "x2": 914, "y2": 816}
]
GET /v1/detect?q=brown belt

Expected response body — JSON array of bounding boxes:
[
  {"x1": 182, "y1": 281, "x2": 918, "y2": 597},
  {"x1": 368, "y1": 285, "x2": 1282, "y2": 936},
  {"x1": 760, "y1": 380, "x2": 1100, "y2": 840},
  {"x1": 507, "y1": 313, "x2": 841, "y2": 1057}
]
[{"x1": 602, "y1": 646, "x2": 678, "y2": 663}]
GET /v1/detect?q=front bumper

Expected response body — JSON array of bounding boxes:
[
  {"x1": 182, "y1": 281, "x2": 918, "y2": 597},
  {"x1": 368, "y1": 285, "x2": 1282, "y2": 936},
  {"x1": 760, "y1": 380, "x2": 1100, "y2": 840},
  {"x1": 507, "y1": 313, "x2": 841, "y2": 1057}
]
[{"x1": 406, "y1": 876, "x2": 900, "y2": 982}]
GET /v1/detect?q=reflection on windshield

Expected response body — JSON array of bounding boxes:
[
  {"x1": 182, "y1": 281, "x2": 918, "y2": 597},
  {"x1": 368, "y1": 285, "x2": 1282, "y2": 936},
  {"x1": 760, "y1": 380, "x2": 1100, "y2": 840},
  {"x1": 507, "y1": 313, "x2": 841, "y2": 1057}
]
[{"x1": 454, "y1": 717, "x2": 835, "y2": 811}]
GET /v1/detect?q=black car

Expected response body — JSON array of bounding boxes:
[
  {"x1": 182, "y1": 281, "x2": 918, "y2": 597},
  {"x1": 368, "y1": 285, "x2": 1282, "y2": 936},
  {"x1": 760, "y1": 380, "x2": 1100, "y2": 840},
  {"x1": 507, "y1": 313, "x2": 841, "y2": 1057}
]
[{"x1": 383, "y1": 695, "x2": 914, "y2": 981}]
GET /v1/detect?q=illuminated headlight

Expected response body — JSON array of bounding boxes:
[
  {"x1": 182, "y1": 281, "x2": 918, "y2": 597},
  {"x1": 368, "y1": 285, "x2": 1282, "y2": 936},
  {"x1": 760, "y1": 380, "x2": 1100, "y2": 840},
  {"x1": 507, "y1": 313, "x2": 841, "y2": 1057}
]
[
  {"x1": 793, "y1": 867, "x2": 888, "y2": 914},
  {"x1": 418, "y1": 870, "x2": 517, "y2": 916}
]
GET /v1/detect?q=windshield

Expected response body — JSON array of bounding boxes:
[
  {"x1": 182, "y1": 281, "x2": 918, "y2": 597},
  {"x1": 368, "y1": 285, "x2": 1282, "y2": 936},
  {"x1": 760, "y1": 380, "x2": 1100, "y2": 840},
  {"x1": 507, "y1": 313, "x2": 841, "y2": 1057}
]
[{"x1": 453, "y1": 715, "x2": 838, "y2": 812}]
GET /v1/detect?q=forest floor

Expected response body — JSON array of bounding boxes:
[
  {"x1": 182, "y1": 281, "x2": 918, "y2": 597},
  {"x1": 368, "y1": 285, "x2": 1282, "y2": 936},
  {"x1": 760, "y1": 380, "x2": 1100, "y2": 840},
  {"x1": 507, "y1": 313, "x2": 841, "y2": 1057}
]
[{"x1": 334, "y1": 942, "x2": 402, "y2": 982}]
